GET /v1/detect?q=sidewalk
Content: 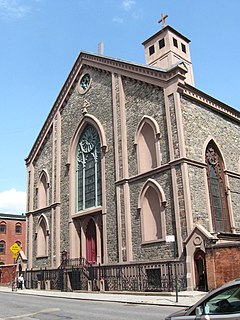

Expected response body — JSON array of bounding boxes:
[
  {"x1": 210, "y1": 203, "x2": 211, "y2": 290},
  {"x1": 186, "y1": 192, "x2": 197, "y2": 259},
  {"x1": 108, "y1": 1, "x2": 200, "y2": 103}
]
[{"x1": 0, "y1": 285, "x2": 206, "y2": 307}]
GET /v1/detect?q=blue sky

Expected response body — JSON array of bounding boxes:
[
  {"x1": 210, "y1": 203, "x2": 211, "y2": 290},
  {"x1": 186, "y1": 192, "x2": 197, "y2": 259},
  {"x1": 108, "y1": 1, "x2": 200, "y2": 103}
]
[{"x1": 0, "y1": 0, "x2": 239, "y2": 214}]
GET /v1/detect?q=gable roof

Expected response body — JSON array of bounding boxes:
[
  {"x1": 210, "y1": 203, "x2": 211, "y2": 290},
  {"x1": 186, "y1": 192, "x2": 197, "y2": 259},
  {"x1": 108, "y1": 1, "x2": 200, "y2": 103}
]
[
  {"x1": 25, "y1": 51, "x2": 187, "y2": 165},
  {"x1": 25, "y1": 51, "x2": 240, "y2": 165}
]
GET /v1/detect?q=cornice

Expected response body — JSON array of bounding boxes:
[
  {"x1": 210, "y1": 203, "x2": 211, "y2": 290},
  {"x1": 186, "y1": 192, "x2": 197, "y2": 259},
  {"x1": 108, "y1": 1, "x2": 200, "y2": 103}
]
[
  {"x1": 80, "y1": 52, "x2": 186, "y2": 86},
  {"x1": 26, "y1": 202, "x2": 60, "y2": 216},
  {"x1": 178, "y1": 83, "x2": 240, "y2": 123}
]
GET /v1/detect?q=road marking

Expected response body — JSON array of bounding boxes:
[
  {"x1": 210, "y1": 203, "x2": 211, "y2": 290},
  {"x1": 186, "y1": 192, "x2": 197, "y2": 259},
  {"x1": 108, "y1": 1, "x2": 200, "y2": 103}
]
[{"x1": 4, "y1": 308, "x2": 60, "y2": 319}]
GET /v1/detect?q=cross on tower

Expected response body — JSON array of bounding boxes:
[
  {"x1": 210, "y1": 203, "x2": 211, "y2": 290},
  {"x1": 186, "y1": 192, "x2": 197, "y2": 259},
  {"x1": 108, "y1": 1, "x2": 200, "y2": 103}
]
[{"x1": 158, "y1": 13, "x2": 168, "y2": 28}]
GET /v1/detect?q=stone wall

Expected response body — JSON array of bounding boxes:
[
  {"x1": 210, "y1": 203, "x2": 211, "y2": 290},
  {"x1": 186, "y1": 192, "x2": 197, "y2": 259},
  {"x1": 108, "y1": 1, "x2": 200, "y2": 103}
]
[
  {"x1": 181, "y1": 96, "x2": 240, "y2": 232},
  {"x1": 181, "y1": 97, "x2": 240, "y2": 171}
]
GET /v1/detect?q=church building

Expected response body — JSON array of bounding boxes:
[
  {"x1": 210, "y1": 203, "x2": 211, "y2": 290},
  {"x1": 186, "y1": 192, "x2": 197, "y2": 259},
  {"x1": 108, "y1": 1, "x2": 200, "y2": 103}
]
[{"x1": 25, "y1": 16, "x2": 240, "y2": 292}]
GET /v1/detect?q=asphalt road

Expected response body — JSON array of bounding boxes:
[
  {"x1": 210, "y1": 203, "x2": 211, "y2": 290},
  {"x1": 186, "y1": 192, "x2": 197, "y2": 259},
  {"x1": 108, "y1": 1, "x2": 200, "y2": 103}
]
[{"x1": 0, "y1": 292, "x2": 184, "y2": 320}]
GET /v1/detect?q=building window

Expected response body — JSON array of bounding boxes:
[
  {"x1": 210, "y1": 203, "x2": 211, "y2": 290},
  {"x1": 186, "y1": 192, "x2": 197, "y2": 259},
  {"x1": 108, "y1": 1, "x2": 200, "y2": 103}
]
[
  {"x1": 159, "y1": 38, "x2": 165, "y2": 49},
  {"x1": 139, "y1": 180, "x2": 166, "y2": 243},
  {"x1": 16, "y1": 241, "x2": 22, "y2": 249},
  {"x1": 135, "y1": 117, "x2": 160, "y2": 174},
  {"x1": 149, "y1": 45, "x2": 155, "y2": 56},
  {"x1": 173, "y1": 37, "x2": 178, "y2": 48},
  {"x1": 15, "y1": 223, "x2": 22, "y2": 234},
  {"x1": 76, "y1": 124, "x2": 102, "y2": 212},
  {"x1": 37, "y1": 216, "x2": 49, "y2": 257},
  {"x1": 206, "y1": 141, "x2": 230, "y2": 232},
  {"x1": 0, "y1": 241, "x2": 6, "y2": 255},
  {"x1": 0, "y1": 222, "x2": 6, "y2": 234},
  {"x1": 38, "y1": 171, "x2": 49, "y2": 209},
  {"x1": 181, "y1": 43, "x2": 186, "y2": 53}
]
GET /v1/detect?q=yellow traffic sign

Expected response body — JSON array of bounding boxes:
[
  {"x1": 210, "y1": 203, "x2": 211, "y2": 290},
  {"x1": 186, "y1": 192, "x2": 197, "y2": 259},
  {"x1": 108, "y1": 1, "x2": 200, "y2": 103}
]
[
  {"x1": 10, "y1": 243, "x2": 21, "y2": 254},
  {"x1": 12, "y1": 252, "x2": 18, "y2": 259}
]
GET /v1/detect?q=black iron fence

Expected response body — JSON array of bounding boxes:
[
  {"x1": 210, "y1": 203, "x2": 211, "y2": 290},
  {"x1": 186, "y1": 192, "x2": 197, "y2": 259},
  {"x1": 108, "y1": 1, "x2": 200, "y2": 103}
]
[{"x1": 24, "y1": 260, "x2": 186, "y2": 293}]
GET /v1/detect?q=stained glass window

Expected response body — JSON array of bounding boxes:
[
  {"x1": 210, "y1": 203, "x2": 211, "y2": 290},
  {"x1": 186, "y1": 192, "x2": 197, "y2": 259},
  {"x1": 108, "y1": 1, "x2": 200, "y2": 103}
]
[
  {"x1": 76, "y1": 125, "x2": 102, "y2": 211},
  {"x1": 206, "y1": 141, "x2": 230, "y2": 232}
]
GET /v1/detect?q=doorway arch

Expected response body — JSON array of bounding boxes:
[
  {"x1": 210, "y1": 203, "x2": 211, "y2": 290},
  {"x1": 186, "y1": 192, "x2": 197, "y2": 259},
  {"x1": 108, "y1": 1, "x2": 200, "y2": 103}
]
[{"x1": 194, "y1": 249, "x2": 208, "y2": 291}]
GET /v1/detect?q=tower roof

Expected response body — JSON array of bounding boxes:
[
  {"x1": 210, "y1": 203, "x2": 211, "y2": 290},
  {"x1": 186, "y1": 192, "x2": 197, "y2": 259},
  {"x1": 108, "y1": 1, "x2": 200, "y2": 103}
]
[{"x1": 142, "y1": 25, "x2": 190, "y2": 46}]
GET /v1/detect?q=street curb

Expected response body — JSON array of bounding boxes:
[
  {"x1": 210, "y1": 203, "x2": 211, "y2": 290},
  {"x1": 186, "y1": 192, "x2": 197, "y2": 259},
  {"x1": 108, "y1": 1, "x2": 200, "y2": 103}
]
[{"x1": 5, "y1": 290, "x2": 190, "y2": 308}]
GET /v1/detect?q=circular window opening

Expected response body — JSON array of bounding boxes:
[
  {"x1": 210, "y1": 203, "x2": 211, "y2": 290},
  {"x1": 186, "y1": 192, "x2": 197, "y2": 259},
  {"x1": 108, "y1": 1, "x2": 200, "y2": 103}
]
[{"x1": 79, "y1": 73, "x2": 91, "y2": 94}]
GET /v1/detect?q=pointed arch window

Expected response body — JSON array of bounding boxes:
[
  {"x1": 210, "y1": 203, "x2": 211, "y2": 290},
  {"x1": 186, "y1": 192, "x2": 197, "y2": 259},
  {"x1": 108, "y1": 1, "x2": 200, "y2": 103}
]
[
  {"x1": 37, "y1": 216, "x2": 49, "y2": 257},
  {"x1": 38, "y1": 171, "x2": 49, "y2": 209},
  {"x1": 205, "y1": 141, "x2": 230, "y2": 233},
  {"x1": 135, "y1": 117, "x2": 160, "y2": 174},
  {"x1": 76, "y1": 124, "x2": 102, "y2": 212},
  {"x1": 139, "y1": 180, "x2": 166, "y2": 243}
]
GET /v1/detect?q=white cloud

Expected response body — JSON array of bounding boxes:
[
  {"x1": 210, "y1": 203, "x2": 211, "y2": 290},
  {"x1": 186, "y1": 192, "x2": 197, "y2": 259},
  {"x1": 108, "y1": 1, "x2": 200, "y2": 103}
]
[
  {"x1": 0, "y1": 0, "x2": 31, "y2": 19},
  {"x1": 122, "y1": 0, "x2": 136, "y2": 11},
  {"x1": 0, "y1": 189, "x2": 26, "y2": 214},
  {"x1": 113, "y1": 16, "x2": 124, "y2": 24}
]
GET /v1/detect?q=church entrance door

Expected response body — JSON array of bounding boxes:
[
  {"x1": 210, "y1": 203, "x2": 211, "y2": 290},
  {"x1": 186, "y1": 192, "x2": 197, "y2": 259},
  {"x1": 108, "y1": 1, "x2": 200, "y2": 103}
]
[
  {"x1": 194, "y1": 249, "x2": 208, "y2": 291},
  {"x1": 86, "y1": 219, "x2": 97, "y2": 264}
]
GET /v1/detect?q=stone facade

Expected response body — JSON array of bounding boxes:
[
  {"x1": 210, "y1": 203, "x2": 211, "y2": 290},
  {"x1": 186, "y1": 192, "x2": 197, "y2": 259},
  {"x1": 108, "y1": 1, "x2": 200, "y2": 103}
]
[{"x1": 25, "y1": 24, "x2": 240, "y2": 291}]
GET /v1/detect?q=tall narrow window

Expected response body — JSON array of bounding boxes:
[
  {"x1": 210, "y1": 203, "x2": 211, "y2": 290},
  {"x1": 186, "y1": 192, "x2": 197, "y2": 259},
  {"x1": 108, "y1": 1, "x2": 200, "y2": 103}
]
[
  {"x1": 0, "y1": 241, "x2": 6, "y2": 254},
  {"x1": 0, "y1": 222, "x2": 6, "y2": 234},
  {"x1": 139, "y1": 180, "x2": 166, "y2": 243},
  {"x1": 206, "y1": 141, "x2": 230, "y2": 232},
  {"x1": 76, "y1": 125, "x2": 102, "y2": 212},
  {"x1": 137, "y1": 122, "x2": 158, "y2": 173},
  {"x1": 15, "y1": 223, "x2": 22, "y2": 234},
  {"x1": 38, "y1": 172, "x2": 48, "y2": 209},
  {"x1": 37, "y1": 217, "x2": 48, "y2": 257}
]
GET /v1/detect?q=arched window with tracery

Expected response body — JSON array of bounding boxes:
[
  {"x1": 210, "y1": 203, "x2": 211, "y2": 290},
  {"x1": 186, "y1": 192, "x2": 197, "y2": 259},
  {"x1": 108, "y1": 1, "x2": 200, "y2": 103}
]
[
  {"x1": 135, "y1": 117, "x2": 160, "y2": 174},
  {"x1": 76, "y1": 124, "x2": 102, "y2": 212},
  {"x1": 205, "y1": 141, "x2": 230, "y2": 232},
  {"x1": 139, "y1": 179, "x2": 166, "y2": 243}
]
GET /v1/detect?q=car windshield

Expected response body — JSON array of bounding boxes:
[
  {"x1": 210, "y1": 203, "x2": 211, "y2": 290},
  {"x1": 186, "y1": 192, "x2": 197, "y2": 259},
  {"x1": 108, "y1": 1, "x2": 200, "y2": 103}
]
[{"x1": 202, "y1": 285, "x2": 240, "y2": 315}]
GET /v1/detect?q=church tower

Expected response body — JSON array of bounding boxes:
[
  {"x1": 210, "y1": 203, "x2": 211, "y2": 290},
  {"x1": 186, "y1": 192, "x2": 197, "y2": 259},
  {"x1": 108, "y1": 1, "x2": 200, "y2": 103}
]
[{"x1": 142, "y1": 14, "x2": 194, "y2": 86}]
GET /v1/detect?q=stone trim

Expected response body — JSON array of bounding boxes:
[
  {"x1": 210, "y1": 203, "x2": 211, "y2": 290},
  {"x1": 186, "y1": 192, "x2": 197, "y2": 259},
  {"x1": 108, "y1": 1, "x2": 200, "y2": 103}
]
[
  {"x1": 179, "y1": 84, "x2": 240, "y2": 123},
  {"x1": 26, "y1": 202, "x2": 60, "y2": 216}
]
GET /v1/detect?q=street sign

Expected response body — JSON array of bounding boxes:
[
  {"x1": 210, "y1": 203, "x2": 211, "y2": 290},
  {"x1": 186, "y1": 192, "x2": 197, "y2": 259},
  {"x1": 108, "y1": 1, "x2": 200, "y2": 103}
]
[
  {"x1": 166, "y1": 235, "x2": 175, "y2": 242},
  {"x1": 10, "y1": 243, "x2": 21, "y2": 254}
]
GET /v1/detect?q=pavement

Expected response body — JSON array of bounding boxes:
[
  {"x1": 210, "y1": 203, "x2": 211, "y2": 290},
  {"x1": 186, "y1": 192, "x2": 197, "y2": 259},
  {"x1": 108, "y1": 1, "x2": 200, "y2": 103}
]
[{"x1": 0, "y1": 285, "x2": 206, "y2": 308}]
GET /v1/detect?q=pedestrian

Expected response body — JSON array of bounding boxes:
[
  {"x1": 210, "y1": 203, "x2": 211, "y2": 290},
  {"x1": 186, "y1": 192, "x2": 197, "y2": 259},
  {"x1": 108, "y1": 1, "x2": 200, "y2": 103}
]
[{"x1": 18, "y1": 274, "x2": 24, "y2": 290}]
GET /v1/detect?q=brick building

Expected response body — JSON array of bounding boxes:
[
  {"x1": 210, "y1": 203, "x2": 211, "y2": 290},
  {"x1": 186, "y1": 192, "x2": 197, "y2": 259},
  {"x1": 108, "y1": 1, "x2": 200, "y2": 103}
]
[
  {"x1": 0, "y1": 213, "x2": 26, "y2": 265},
  {"x1": 25, "y1": 20, "x2": 240, "y2": 291}
]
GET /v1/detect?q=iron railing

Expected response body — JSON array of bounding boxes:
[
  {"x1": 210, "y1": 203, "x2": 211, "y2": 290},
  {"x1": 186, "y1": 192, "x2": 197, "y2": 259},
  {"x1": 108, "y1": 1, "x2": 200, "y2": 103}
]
[{"x1": 25, "y1": 259, "x2": 187, "y2": 293}]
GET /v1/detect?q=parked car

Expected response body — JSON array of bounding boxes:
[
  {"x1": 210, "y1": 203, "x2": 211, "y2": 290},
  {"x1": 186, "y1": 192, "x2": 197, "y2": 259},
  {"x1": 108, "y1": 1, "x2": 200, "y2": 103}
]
[{"x1": 165, "y1": 278, "x2": 240, "y2": 319}]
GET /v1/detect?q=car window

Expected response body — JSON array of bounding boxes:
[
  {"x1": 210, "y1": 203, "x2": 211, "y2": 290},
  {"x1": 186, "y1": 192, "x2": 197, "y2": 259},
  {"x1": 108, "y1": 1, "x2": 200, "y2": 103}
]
[{"x1": 202, "y1": 284, "x2": 240, "y2": 315}]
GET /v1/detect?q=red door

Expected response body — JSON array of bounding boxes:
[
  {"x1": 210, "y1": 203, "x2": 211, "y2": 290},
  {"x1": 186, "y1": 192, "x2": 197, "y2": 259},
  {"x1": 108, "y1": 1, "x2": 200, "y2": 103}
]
[
  {"x1": 194, "y1": 249, "x2": 208, "y2": 291},
  {"x1": 86, "y1": 219, "x2": 97, "y2": 264}
]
